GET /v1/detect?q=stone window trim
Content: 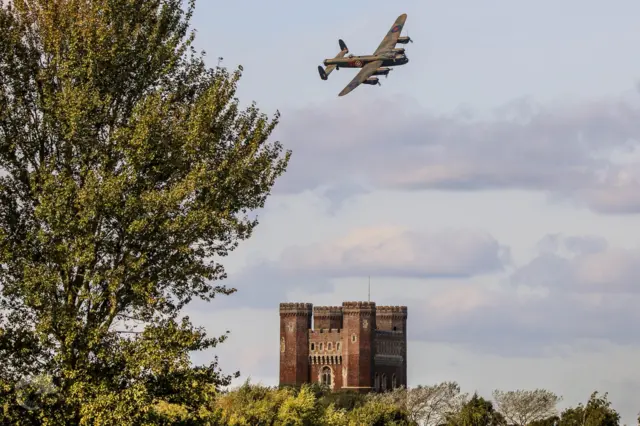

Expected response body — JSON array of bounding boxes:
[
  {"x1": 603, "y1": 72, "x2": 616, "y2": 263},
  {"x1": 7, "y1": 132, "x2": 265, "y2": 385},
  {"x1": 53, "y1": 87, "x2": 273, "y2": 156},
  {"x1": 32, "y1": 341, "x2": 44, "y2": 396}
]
[{"x1": 320, "y1": 365, "x2": 333, "y2": 388}]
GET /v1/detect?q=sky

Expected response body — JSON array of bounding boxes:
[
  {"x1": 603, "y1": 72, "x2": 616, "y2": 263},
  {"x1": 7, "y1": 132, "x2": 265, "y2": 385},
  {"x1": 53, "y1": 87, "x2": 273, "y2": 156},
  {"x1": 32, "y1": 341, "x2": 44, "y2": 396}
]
[{"x1": 186, "y1": 0, "x2": 640, "y2": 423}]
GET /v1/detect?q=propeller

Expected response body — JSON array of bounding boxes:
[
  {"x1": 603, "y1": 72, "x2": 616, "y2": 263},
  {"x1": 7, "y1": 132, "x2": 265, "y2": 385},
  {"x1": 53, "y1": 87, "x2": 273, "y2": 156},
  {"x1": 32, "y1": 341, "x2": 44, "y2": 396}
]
[{"x1": 405, "y1": 30, "x2": 413, "y2": 43}]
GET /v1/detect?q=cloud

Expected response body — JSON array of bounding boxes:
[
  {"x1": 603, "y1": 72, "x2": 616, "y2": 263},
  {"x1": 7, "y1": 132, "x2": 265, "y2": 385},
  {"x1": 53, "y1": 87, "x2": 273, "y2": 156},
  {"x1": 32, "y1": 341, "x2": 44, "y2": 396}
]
[
  {"x1": 210, "y1": 227, "x2": 509, "y2": 309},
  {"x1": 514, "y1": 234, "x2": 640, "y2": 293},
  {"x1": 279, "y1": 227, "x2": 509, "y2": 278},
  {"x1": 200, "y1": 232, "x2": 640, "y2": 355},
  {"x1": 404, "y1": 234, "x2": 640, "y2": 354},
  {"x1": 274, "y1": 91, "x2": 640, "y2": 213}
]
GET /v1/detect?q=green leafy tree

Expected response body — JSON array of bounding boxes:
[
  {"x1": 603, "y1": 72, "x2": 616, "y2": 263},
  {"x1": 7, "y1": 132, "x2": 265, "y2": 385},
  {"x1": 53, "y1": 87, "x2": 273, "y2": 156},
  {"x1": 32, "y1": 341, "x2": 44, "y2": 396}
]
[
  {"x1": 0, "y1": 0, "x2": 289, "y2": 423},
  {"x1": 276, "y1": 385, "x2": 323, "y2": 425},
  {"x1": 529, "y1": 416, "x2": 560, "y2": 426},
  {"x1": 213, "y1": 380, "x2": 295, "y2": 425},
  {"x1": 447, "y1": 393, "x2": 507, "y2": 426},
  {"x1": 347, "y1": 398, "x2": 414, "y2": 426},
  {"x1": 558, "y1": 392, "x2": 620, "y2": 426}
]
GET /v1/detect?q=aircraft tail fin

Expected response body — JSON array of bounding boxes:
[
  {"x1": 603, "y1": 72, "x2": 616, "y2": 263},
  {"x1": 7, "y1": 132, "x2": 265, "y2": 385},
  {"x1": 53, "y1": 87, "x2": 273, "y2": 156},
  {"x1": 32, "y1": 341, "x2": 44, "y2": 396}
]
[
  {"x1": 319, "y1": 40, "x2": 348, "y2": 80},
  {"x1": 318, "y1": 65, "x2": 328, "y2": 80}
]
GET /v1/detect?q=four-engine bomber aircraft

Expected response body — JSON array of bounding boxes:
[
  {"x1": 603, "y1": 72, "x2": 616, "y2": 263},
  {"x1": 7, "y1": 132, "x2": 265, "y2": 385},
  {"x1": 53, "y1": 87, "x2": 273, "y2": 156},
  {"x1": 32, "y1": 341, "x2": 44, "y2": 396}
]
[{"x1": 318, "y1": 13, "x2": 412, "y2": 96}]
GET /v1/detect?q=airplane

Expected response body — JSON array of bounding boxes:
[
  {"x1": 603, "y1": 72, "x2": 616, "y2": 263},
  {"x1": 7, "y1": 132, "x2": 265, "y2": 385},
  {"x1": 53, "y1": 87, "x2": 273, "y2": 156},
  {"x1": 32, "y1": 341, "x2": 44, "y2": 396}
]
[{"x1": 318, "y1": 13, "x2": 412, "y2": 96}]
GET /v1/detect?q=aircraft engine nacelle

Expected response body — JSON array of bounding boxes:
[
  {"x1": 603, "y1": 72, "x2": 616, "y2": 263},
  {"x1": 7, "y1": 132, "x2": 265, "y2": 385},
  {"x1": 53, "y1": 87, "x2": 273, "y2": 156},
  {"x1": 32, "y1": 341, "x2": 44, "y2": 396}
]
[
  {"x1": 397, "y1": 36, "x2": 412, "y2": 44},
  {"x1": 363, "y1": 77, "x2": 379, "y2": 85},
  {"x1": 392, "y1": 48, "x2": 405, "y2": 55},
  {"x1": 372, "y1": 67, "x2": 391, "y2": 76}
]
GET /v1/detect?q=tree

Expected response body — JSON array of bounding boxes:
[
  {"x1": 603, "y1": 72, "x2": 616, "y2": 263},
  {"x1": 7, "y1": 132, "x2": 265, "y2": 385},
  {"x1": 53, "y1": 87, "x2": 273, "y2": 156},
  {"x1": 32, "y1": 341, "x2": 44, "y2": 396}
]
[
  {"x1": 492, "y1": 389, "x2": 562, "y2": 426},
  {"x1": 558, "y1": 392, "x2": 620, "y2": 426},
  {"x1": 0, "y1": 0, "x2": 289, "y2": 423},
  {"x1": 370, "y1": 382, "x2": 467, "y2": 426},
  {"x1": 447, "y1": 393, "x2": 507, "y2": 426},
  {"x1": 348, "y1": 399, "x2": 414, "y2": 426}
]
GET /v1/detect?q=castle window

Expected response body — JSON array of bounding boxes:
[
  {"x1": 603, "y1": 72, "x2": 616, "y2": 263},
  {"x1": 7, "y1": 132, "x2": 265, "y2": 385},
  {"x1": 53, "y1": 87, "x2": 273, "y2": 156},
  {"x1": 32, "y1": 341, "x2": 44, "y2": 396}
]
[
  {"x1": 319, "y1": 343, "x2": 323, "y2": 350},
  {"x1": 336, "y1": 342, "x2": 340, "y2": 350},
  {"x1": 392, "y1": 374, "x2": 397, "y2": 389},
  {"x1": 393, "y1": 326, "x2": 397, "y2": 331},
  {"x1": 310, "y1": 343, "x2": 315, "y2": 351},
  {"x1": 381, "y1": 374, "x2": 387, "y2": 391},
  {"x1": 351, "y1": 334, "x2": 357, "y2": 343},
  {"x1": 327, "y1": 342, "x2": 332, "y2": 350},
  {"x1": 321, "y1": 366, "x2": 331, "y2": 386}
]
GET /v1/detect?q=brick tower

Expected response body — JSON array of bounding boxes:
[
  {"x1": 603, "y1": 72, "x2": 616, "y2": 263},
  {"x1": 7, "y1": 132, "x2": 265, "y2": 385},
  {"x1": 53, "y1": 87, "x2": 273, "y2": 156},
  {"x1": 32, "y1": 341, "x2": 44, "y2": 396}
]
[
  {"x1": 279, "y1": 303, "x2": 312, "y2": 386},
  {"x1": 278, "y1": 301, "x2": 408, "y2": 392}
]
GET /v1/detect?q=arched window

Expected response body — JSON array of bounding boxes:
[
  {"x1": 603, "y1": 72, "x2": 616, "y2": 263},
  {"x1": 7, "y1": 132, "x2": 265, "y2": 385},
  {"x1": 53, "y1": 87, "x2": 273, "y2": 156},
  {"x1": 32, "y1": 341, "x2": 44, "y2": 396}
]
[
  {"x1": 392, "y1": 374, "x2": 397, "y2": 389},
  {"x1": 374, "y1": 373, "x2": 380, "y2": 391},
  {"x1": 327, "y1": 342, "x2": 332, "y2": 350},
  {"x1": 381, "y1": 374, "x2": 387, "y2": 391},
  {"x1": 321, "y1": 366, "x2": 331, "y2": 386},
  {"x1": 310, "y1": 343, "x2": 315, "y2": 351}
]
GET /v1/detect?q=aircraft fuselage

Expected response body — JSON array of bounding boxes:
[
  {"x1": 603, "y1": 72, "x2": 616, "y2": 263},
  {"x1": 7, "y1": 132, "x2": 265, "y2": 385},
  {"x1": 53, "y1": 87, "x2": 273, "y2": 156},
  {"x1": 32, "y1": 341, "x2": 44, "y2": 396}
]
[{"x1": 323, "y1": 55, "x2": 409, "y2": 68}]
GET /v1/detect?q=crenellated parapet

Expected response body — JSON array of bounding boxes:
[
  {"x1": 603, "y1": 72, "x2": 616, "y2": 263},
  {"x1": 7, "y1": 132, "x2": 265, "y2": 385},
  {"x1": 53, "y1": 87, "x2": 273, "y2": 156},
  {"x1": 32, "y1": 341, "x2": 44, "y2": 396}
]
[
  {"x1": 342, "y1": 301, "x2": 376, "y2": 315},
  {"x1": 376, "y1": 306, "x2": 408, "y2": 318},
  {"x1": 313, "y1": 306, "x2": 343, "y2": 329},
  {"x1": 314, "y1": 306, "x2": 343, "y2": 315},
  {"x1": 310, "y1": 329, "x2": 342, "y2": 334},
  {"x1": 280, "y1": 302, "x2": 313, "y2": 317}
]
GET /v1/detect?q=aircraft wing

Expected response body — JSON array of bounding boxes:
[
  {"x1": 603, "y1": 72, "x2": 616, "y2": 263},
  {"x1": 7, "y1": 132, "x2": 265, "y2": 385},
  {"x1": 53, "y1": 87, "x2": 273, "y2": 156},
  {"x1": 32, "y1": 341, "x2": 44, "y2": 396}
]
[
  {"x1": 338, "y1": 60, "x2": 383, "y2": 96},
  {"x1": 373, "y1": 13, "x2": 407, "y2": 55}
]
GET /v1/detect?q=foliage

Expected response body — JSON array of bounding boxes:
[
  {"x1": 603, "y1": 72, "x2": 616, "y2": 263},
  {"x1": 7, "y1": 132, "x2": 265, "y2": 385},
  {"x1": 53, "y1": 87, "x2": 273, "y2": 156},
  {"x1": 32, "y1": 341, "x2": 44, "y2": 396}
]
[
  {"x1": 492, "y1": 389, "x2": 562, "y2": 426},
  {"x1": 447, "y1": 393, "x2": 507, "y2": 426},
  {"x1": 558, "y1": 392, "x2": 620, "y2": 426},
  {"x1": 369, "y1": 382, "x2": 466, "y2": 426},
  {"x1": 211, "y1": 381, "x2": 413, "y2": 425},
  {"x1": 0, "y1": 0, "x2": 289, "y2": 423},
  {"x1": 529, "y1": 416, "x2": 560, "y2": 426}
]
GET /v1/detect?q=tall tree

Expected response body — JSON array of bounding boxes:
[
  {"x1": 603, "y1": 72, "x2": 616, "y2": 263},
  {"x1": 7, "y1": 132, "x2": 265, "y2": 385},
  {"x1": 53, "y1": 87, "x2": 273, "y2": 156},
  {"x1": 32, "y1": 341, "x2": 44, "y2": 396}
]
[
  {"x1": 0, "y1": 0, "x2": 289, "y2": 423},
  {"x1": 558, "y1": 392, "x2": 620, "y2": 426},
  {"x1": 447, "y1": 393, "x2": 506, "y2": 426},
  {"x1": 492, "y1": 389, "x2": 562, "y2": 426},
  {"x1": 370, "y1": 382, "x2": 467, "y2": 426}
]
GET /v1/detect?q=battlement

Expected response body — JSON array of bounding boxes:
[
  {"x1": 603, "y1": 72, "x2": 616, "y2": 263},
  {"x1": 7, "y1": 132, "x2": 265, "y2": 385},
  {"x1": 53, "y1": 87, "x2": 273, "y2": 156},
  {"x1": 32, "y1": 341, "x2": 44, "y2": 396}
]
[
  {"x1": 313, "y1": 306, "x2": 343, "y2": 329},
  {"x1": 376, "y1": 306, "x2": 407, "y2": 313},
  {"x1": 280, "y1": 303, "x2": 313, "y2": 317},
  {"x1": 376, "y1": 306, "x2": 408, "y2": 320},
  {"x1": 309, "y1": 329, "x2": 342, "y2": 335},
  {"x1": 375, "y1": 305, "x2": 407, "y2": 332},
  {"x1": 342, "y1": 301, "x2": 376, "y2": 316},
  {"x1": 314, "y1": 306, "x2": 343, "y2": 314},
  {"x1": 342, "y1": 301, "x2": 376, "y2": 309}
]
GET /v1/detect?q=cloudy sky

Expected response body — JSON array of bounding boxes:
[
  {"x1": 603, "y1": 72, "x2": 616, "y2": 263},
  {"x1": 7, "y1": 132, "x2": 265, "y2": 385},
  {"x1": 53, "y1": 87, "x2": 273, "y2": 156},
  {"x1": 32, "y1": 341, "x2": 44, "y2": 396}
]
[{"x1": 187, "y1": 0, "x2": 640, "y2": 422}]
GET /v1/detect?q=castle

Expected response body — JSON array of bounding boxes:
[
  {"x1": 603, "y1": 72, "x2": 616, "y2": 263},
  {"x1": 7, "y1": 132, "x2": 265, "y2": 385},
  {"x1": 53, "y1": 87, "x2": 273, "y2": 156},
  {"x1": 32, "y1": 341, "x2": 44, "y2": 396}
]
[{"x1": 279, "y1": 301, "x2": 407, "y2": 392}]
